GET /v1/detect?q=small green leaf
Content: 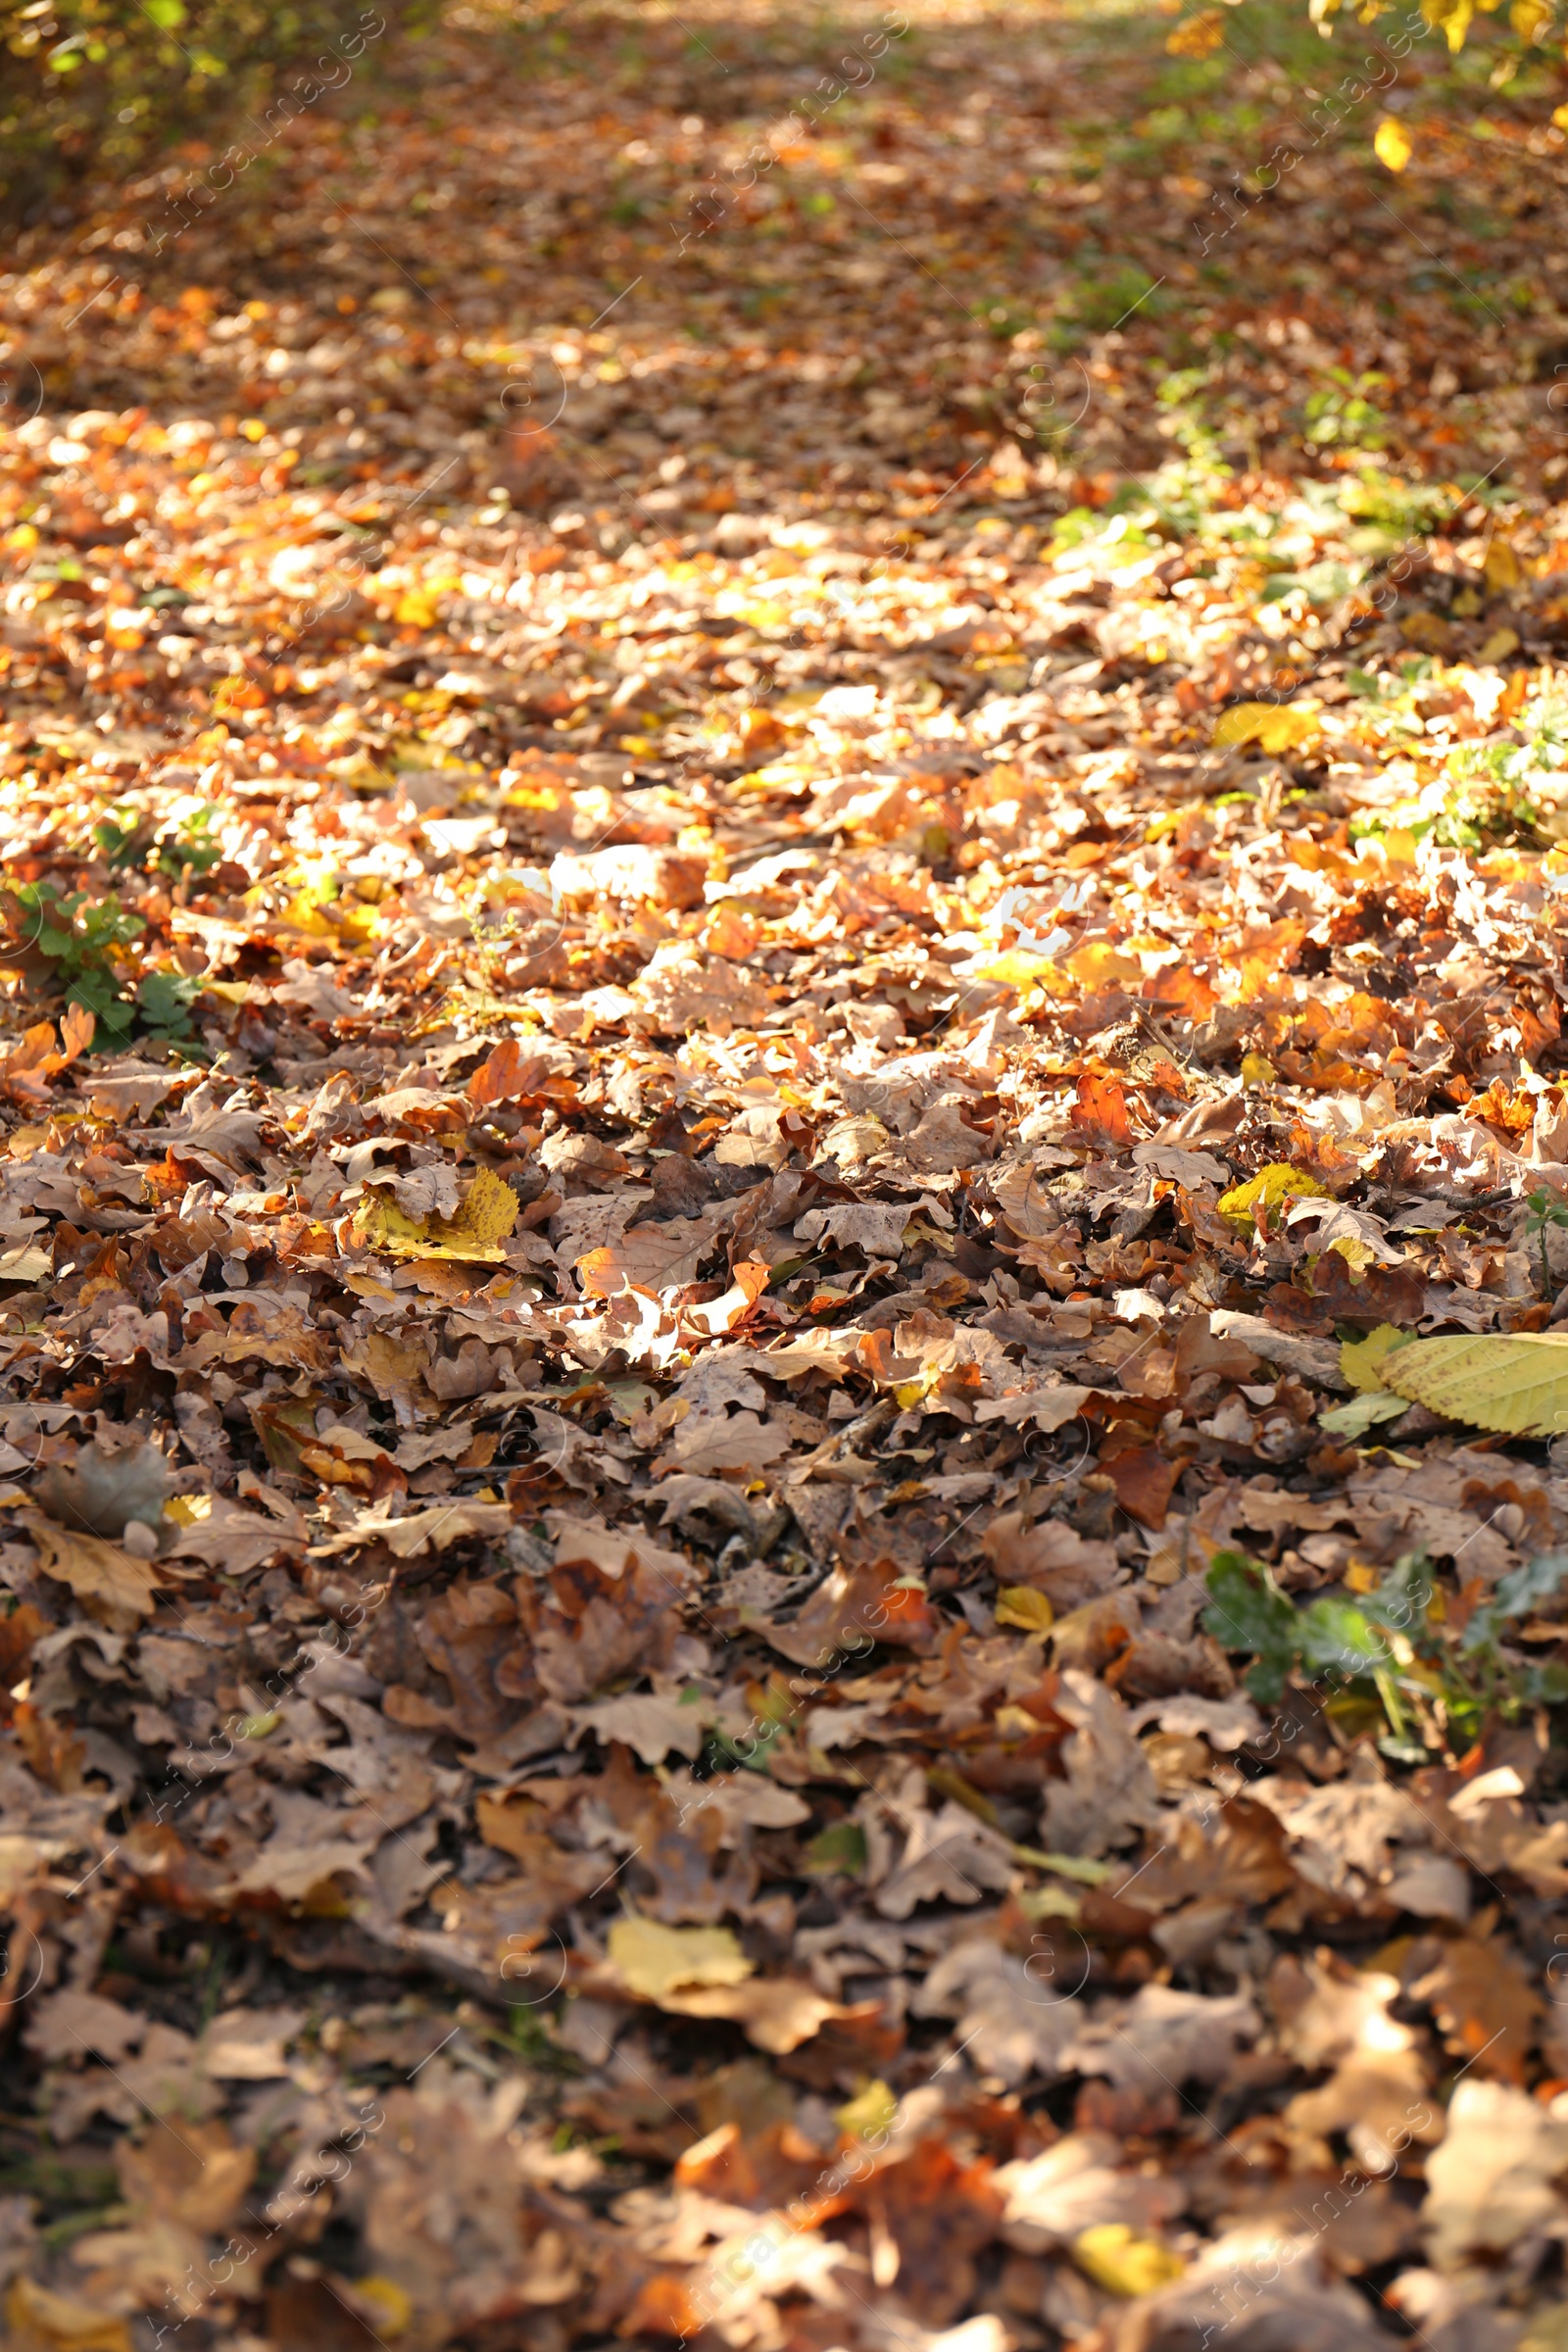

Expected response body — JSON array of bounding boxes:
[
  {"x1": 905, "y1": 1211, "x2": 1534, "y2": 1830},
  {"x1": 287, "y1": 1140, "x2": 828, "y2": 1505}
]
[
  {"x1": 1462, "y1": 1549, "x2": 1568, "y2": 1657},
  {"x1": 1361, "y1": 1551, "x2": 1436, "y2": 1638},
  {"x1": 1319, "y1": 1389, "x2": 1407, "y2": 1440},
  {"x1": 1203, "y1": 1552, "x2": 1299, "y2": 1703},
  {"x1": 1298, "y1": 1595, "x2": 1391, "y2": 1680},
  {"x1": 1011, "y1": 1846, "x2": 1114, "y2": 1886},
  {"x1": 835, "y1": 2079, "x2": 897, "y2": 2140},
  {"x1": 805, "y1": 1822, "x2": 866, "y2": 1877},
  {"x1": 1517, "y1": 1663, "x2": 1568, "y2": 1706},
  {"x1": 135, "y1": 969, "x2": 202, "y2": 1040}
]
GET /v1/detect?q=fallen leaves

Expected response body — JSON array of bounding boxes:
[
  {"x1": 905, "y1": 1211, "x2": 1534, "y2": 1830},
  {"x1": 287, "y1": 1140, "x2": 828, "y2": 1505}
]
[
  {"x1": 1424, "y1": 2082, "x2": 1568, "y2": 2269},
  {"x1": 0, "y1": 7, "x2": 1566, "y2": 2350},
  {"x1": 4, "y1": 2278, "x2": 132, "y2": 2352},
  {"x1": 309, "y1": 1496, "x2": 514, "y2": 1559},
  {"x1": 354, "y1": 1163, "x2": 522, "y2": 1264},
  {"x1": 1211, "y1": 703, "x2": 1323, "y2": 755}
]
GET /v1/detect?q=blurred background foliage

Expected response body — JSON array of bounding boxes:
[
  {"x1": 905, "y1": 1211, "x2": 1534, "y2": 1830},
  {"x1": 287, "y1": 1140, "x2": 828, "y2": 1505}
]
[
  {"x1": 0, "y1": 0, "x2": 1562, "y2": 229},
  {"x1": 0, "y1": 0, "x2": 428, "y2": 221}
]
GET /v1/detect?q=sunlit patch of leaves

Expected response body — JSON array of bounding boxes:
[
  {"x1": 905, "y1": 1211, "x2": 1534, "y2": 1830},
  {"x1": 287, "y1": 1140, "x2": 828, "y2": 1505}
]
[
  {"x1": 93, "y1": 801, "x2": 225, "y2": 884},
  {"x1": 1340, "y1": 678, "x2": 1568, "y2": 851},
  {"x1": 1301, "y1": 367, "x2": 1391, "y2": 453}
]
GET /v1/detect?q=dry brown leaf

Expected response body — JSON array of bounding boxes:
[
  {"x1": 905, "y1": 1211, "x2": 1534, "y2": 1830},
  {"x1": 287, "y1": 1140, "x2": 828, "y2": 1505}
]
[{"x1": 21, "y1": 1514, "x2": 167, "y2": 1617}]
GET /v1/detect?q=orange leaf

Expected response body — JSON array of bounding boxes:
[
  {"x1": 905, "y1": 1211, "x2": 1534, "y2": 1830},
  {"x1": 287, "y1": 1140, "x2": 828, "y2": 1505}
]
[
  {"x1": 687, "y1": 1258, "x2": 771, "y2": 1336},
  {"x1": 1147, "y1": 964, "x2": 1217, "y2": 1021},
  {"x1": 1101, "y1": 1446, "x2": 1178, "y2": 1530},
  {"x1": 466, "y1": 1038, "x2": 549, "y2": 1107},
  {"x1": 623, "y1": 2273, "x2": 704, "y2": 2339},
  {"x1": 1069, "y1": 1071, "x2": 1135, "y2": 1149},
  {"x1": 8, "y1": 1022, "x2": 61, "y2": 1074},
  {"x1": 59, "y1": 1002, "x2": 95, "y2": 1062},
  {"x1": 1232, "y1": 918, "x2": 1305, "y2": 1003}
]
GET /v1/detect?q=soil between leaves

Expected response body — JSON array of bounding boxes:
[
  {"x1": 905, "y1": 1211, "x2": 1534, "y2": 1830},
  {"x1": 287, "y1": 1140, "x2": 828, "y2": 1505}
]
[{"x1": 3, "y1": 7, "x2": 1568, "y2": 2351}]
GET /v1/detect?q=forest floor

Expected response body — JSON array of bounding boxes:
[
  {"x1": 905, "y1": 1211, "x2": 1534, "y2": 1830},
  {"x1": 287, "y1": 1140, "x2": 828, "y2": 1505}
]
[{"x1": 4, "y1": 4, "x2": 1568, "y2": 2349}]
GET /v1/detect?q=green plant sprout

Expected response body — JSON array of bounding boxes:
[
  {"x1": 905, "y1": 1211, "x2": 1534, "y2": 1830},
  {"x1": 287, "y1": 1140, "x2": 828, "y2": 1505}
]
[
  {"x1": 1524, "y1": 1188, "x2": 1568, "y2": 1304},
  {"x1": 1204, "y1": 1545, "x2": 1568, "y2": 1764},
  {"x1": 1302, "y1": 368, "x2": 1391, "y2": 451},
  {"x1": 2, "y1": 883, "x2": 207, "y2": 1051}
]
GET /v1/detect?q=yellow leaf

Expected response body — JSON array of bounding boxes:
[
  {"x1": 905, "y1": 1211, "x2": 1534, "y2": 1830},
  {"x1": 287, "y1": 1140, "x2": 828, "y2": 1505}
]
[
  {"x1": 978, "y1": 950, "x2": 1068, "y2": 995},
  {"x1": 835, "y1": 2079, "x2": 899, "y2": 2141},
  {"x1": 1423, "y1": 0, "x2": 1473, "y2": 43},
  {"x1": 1073, "y1": 2225, "x2": 1187, "y2": 2297},
  {"x1": 351, "y1": 1190, "x2": 432, "y2": 1257},
  {"x1": 394, "y1": 588, "x2": 440, "y2": 628},
  {"x1": 1240, "y1": 1051, "x2": 1276, "y2": 1087},
  {"x1": 350, "y1": 2279, "x2": 412, "y2": 2339},
  {"x1": 1512, "y1": 0, "x2": 1551, "y2": 34},
  {"x1": 1341, "y1": 1322, "x2": 1412, "y2": 1393},
  {"x1": 5, "y1": 2276, "x2": 133, "y2": 2352},
  {"x1": 1216, "y1": 1162, "x2": 1331, "y2": 1233},
  {"x1": 354, "y1": 1164, "x2": 520, "y2": 1265},
  {"x1": 608, "y1": 1917, "x2": 754, "y2": 2002},
  {"x1": 437, "y1": 1163, "x2": 520, "y2": 1253},
  {"x1": 1164, "y1": 7, "x2": 1225, "y2": 51},
  {"x1": 1485, "y1": 537, "x2": 1522, "y2": 594},
  {"x1": 1553, "y1": 101, "x2": 1568, "y2": 128},
  {"x1": 1019, "y1": 1880, "x2": 1082, "y2": 1920},
  {"x1": 281, "y1": 888, "x2": 337, "y2": 938},
  {"x1": 1373, "y1": 117, "x2": 1413, "y2": 172},
  {"x1": 1066, "y1": 940, "x2": 1144, "y2": 992},
  {"x1": 1480, "y1": 626, "x2": 1521, "y2": 662},
  {"x1": 1211, "y1": 702, "x2": 1321, "y2": 754},
  {"x1": 1384, "y1": 1332, "x2": 1568, "y2": 1436},
  {"x1": 995, "y1": 1585, "x2": 1056, "y2": 1632}
]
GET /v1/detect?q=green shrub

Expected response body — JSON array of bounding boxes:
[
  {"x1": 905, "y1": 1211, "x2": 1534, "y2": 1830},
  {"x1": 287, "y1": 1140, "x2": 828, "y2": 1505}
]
[
  {"x1": 0, "y1": 0, "x2": 410, "y2": 222},
  {"x1": 0, "y1": 881, "x2": 204, "y2": 1048}
]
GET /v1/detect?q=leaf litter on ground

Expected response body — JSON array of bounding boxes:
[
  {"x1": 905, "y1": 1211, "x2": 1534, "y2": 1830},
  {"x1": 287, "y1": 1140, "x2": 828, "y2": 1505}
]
[{"x1": 4, "y1": 2, "x2": 1568, "y2": 2348}]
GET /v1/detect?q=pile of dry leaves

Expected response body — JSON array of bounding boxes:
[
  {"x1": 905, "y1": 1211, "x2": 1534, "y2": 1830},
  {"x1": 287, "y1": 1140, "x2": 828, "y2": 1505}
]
[{"x1": 4, "y1": 4, "x2": 1568, "y2": 2350}]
